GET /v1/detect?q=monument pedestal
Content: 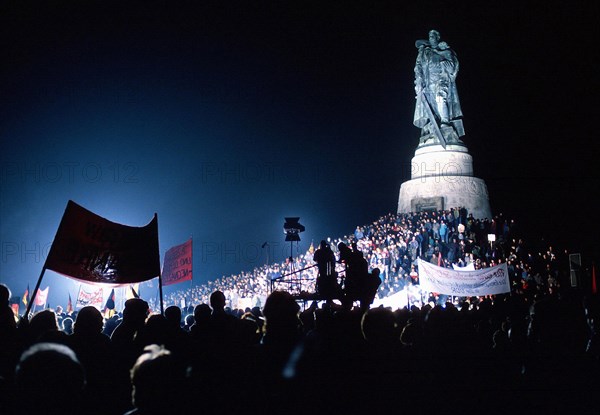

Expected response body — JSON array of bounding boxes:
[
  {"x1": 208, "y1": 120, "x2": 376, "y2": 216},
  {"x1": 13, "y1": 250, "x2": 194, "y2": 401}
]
[{"x1": 397, "y1": 143, "x2": 491, "y2": 219}]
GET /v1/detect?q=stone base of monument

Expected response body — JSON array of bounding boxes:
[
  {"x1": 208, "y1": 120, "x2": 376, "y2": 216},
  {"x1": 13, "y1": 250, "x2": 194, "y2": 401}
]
[{"x1": 397, "y1": 143, "x2": 492, "y2": 219}]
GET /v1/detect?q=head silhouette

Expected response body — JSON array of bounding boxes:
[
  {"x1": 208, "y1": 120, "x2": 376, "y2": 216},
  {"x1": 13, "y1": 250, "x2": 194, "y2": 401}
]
[
  {"x1": 16, "y1": 342, "x2": 85, "y2": 414},
  {"x1": 209, "y1": 290, "x2": 226, "y2": 313},
  {"x1": 73, "y1": 306, "x2": 103, "y2": 336}
]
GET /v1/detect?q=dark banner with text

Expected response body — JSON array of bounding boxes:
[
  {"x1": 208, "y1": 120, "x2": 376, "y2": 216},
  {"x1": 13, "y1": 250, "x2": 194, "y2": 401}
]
[{"x1": 45, "y1": 200, "x2": 160, "y2": 284}]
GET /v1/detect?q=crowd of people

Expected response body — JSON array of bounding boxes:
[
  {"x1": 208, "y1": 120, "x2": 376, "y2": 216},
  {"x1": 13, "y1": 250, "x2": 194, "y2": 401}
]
[
  {"x1": 1, "y1": 207, "x2": 598, "y2": 414},
  {"x1": 159, "y1": 207, "x2": 568, "y2": 311}
]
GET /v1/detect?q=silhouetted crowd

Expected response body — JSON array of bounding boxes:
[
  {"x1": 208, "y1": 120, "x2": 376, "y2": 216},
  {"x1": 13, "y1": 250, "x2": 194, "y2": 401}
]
[{"x1": 1, "y1": 208, "x2": 599, "y2": 414}]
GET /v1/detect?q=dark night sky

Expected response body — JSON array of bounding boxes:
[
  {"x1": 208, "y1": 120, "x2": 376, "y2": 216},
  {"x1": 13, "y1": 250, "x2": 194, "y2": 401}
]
[{"x1": 1, "y1": 1, "x2": 599, "y2": 303}]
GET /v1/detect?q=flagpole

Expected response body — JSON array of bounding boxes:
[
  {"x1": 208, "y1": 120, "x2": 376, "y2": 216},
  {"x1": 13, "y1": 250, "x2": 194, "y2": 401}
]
[
  {"x1": 157, "y1": 213, "x2": 164, "y2": 315},
  {"x1": 156, "y1": 284, "x2": 161, "y2": 310},
  {"x1": 158, "y1": 272, "x2": 165, "y2": 314},
  {"x1": 189, "y1": 237, "x2": 193, "y2": 310},
  {"x1": 76, "y1": 284, "x2": 82, "y2": 311},
  {"x1": 25, "y1": 201, "x2": 72, "y2": 319},
  {"x1": 25, "y1": 266, "x2": 47, "y2": 318}
]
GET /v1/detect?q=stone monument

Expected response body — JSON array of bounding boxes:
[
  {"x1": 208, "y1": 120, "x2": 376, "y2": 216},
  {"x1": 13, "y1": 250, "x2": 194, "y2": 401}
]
[{"x1": 398, "y1": 30, "x2": 492, "y2": 219}]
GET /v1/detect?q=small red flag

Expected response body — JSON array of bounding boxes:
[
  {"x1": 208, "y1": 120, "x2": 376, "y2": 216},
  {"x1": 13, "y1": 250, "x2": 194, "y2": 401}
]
[
  {"x1": 35, "y1": 286, "x2": 49, "y2": 306},
  {"x1": 66, "y1": 293, "x2": 73, "y2": 314}
]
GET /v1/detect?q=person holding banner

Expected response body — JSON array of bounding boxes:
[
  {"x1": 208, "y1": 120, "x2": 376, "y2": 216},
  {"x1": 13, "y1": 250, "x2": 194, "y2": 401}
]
[{"x1": 409, "y1": 265, "x2": 419, "y2": 285}]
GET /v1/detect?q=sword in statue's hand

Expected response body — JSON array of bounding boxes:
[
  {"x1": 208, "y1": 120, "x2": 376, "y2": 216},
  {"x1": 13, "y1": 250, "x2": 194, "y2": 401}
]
[{"x1": 418, "y1": 90, "x2": 447, "y2": 149}]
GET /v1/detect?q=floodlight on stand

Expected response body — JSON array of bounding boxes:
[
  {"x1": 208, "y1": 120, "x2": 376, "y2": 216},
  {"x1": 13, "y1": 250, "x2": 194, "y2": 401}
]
[
  {"x1": 283, "y1": 217, "x2": 305, "y2": 242},
  {"x1": 283, "y1": 217, "x2": 305, "y2": 280}
]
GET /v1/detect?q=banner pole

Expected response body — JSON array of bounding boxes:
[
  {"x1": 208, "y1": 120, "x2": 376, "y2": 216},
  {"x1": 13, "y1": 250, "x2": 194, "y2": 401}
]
[
  {"x1": 155, "y1": 284, "x2": 160, "y2": 311},
  {"x1": 189, "y1": 236, "x2": 193, "y2": 310},
  {"x1": 25, "y1": 201, "x2": 72, "y2": 319},
  {"x1": 25, "y1": 266, "x2": 47, "y2": 318},
  {"x1": 155, "y1": 213, "x2": 164, "y2": 315},
  {"x1": 158, "y1": 272, "x2": 164, "y2": 315}
]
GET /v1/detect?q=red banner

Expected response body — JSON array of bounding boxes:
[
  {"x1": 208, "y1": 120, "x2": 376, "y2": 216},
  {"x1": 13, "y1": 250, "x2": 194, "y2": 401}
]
[
  {"x1": 162, "y1": 239, "x2": 193, "y2": 286},
  {"x1": 45, "y1": 200, "x2": 160, "y2": 284}
]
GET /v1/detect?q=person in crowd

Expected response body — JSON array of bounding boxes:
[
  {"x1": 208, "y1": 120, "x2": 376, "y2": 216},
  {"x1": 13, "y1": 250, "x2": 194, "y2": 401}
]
[
  {"x1": 0, "y1": 284, "x2": 15, "y2": 330},
  {"x1": 338, "y1": 242, "x2": 370, "y2": 310},
  {"x1": 111, "y1": 299, "x2": 149, "y2": 348},
  {"x1": 439, "y1": 220, "x2": 448, "y2": 243},
  {"x1": 162, "y1": 305, "x2": 189, "y2": 361},
  {"x1": 125, "y1": 345, "x2": 187, "y2": 415},
  {"x1": 110, "y1": 298, "x2": 150, "y2": 413},
  {"x1": 15, "y1": 342, "x2": 85, "y2": 414},
  {"x1": 61, "y1": 316, "x2": 74, "y2": 334},
  {"x1": 67, "y1": 306, "x2": 115, "y2": 415},
  {"x1": 182, "y1": 313, "x2": 195, "y2": 331},
  {"x1": 313, "y1": 240, "x2": 339, "y2": 302},
  {"x1": 0, "y1": 284, "x2": 18, "y2": 384},
  {"x1": 26, "y1": 309, "x2": 67, "y2": 346},
  {"x1": 255, "y1": 290, "x2": 303, "y2": 413}
]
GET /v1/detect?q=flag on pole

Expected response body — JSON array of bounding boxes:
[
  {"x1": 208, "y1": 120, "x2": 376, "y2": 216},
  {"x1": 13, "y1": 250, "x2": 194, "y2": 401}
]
[
  {"x1": 162, "y1": 239, "x2": 193, "y2": 286},
  {"x1": 22, "y1": 284, "x2": 30, "y2": 306},
  {"x1": 75, "y1": 286, "x2": 104, "y2": 309},
  {"x1": 9, "y1": 296, "x2": 20, "y2": 316},
  {"x1": 104, "y1": 288, "x2": 116, "y2": 318},
  {"x1": 104, "y1": 288, "x2": 116, "y2": 311},
  {"x1": 126, "y1": 284, "x2": 140, "y2": 300},
  {"x1": 45, "y1": 200, "x2": 160, "y2": 284},
  {"x1": 66, "y1": 293, "x2": 73, "y2": 314},
  {"x1": 34, "y1": 286, "x2": 49, "y2": 306}
]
